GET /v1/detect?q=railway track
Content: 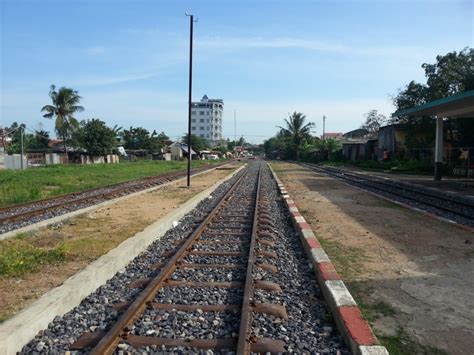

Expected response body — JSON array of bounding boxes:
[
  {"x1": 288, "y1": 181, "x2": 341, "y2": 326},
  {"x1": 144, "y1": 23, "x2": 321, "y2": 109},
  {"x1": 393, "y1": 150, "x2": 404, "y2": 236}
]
[
  {"x1": 67, "y1": 162, "x2": 286, "y2": 353},
  {"x1": 21, "y1": 161, "x2": 348, "y2": 354},
  {"x1": 300, "y1": 163, "x2": 474, "y2": 227},
  {"x1": 0, "y1": 162, "x2": 227, "y2": 235}
]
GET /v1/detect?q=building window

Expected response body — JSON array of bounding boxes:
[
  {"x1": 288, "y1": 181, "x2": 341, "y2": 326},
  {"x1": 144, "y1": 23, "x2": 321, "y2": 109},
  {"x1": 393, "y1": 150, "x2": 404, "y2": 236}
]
[
  {"x1": 192, "y1": 126, "x2": 196, "y2": 130},
  {"x1": 199, "y1": 111, "x2": 205, "y2": 115},
  {"x1": 206, "y1": 111, "x2": 210, "y2": 115},
  {"x1": 200, "y1": 126, "x2": 205, "y2": 130},
  {"x1": 200, "y1": 134, "x2": 204, "y2": 138},
  {"x1": 206, "y1": 126, "x2": 209, "y2": 130},
  {"x1": 192, "y1": 119, "x2": 196, "y2": 123},
  {"x1": 191, "y1": 110, "x2": 196, "y2": 115},
  {"x1": 200, "y1": 118, "x2": 205, "y2": 123}
]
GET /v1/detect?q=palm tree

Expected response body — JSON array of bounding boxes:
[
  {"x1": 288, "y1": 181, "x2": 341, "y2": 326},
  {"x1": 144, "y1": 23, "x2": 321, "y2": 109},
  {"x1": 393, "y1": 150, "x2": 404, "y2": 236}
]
[
  {"x1": 41, "y1": 85, "x2": 84, "y2": 161},
  {"x1": 278, "y1": 112, "x2": 314, "y2": 160}
]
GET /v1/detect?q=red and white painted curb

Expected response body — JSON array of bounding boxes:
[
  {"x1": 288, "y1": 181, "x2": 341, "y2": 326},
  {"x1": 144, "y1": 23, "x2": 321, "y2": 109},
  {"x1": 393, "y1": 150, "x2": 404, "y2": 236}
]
[{"x1": 269, "y1": 164, "x2": 389, "y2": 355}]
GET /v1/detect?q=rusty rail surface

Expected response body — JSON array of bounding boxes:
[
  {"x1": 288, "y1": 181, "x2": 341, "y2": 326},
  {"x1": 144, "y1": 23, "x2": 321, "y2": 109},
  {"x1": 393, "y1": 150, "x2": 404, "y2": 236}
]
[
  {"x1": 0, "y1": 162, "x2": 228, "y2": 229},
  {"x1": 70, "y1": 162, "x2": 286, "y2": 354}
]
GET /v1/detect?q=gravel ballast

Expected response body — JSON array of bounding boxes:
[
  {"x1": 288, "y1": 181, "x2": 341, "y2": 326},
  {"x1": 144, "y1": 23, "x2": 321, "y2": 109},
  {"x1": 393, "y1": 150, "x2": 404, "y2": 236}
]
[{"x1": 21, "y1": 162, "x2": 349, "y2": 354}]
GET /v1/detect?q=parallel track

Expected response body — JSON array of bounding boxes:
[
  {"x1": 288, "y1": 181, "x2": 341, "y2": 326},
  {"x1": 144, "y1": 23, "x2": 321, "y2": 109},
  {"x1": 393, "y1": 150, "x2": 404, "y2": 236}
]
[
  {"x1": 70, "y1": 163, "x2": 286, "y2": 354},
  {"x1": 301, "y1": 163, "x2": 474, "y2": 226},
  {"x1": 0, "y1": 162, "x2": 227, "y2": 233}
]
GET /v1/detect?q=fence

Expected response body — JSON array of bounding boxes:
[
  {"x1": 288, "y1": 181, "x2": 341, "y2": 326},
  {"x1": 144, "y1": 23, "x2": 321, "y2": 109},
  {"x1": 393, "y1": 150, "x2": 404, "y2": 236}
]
[{"x1": 406, "y1": 147, "x2": 474, "y2": 177}]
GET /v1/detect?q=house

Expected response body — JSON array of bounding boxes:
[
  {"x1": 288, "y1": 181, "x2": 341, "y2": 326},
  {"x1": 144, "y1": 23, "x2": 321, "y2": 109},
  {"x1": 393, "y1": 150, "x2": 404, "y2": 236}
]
[
  {"x1": 342, "y1": 139, "x2": 377, "y2": 161},
  {"x1": 170, "y1": 142, "x2": 198, "y2": 160},
  {"x1": 323, "y1": 132, "x2": 344, "y2": 140}
]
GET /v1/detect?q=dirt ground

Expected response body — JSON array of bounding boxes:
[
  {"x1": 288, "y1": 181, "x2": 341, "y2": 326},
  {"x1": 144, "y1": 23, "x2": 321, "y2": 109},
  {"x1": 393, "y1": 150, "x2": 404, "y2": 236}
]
[
  {"x1": 0, "y1": 164, "x2": 241, "y2": 322},
  {"x1": 272, "y1": 162, "x2": 474, "y2": 355}
]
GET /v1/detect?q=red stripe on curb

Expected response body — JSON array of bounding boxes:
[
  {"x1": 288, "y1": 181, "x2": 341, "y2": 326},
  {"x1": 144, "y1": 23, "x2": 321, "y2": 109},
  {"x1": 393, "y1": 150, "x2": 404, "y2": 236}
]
[
  {"x1": 338, "y1": 307, "x2": 376, "y2": 346},
  {"x1": 306, "y1": 237, "x2": 321, "y2": 249},
  {"x1": 318, "y1": 261, "x2": 341, "y2": 280}
]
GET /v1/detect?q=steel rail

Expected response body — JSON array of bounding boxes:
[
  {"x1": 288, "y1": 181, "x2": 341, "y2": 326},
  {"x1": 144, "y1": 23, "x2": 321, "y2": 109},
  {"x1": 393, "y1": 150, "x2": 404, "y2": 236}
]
[
  {"x1": 321, "y1": 165, "x2": 474, "y2": 208},
  {"x1": 236, "y1": 162, "x2": 262, "y2": 353},
  {"x1": 88, "y1": 167, "x2": 249, "y2": 355},
  {"x1": 302, "y1": 163, "x2": 474, "y2": 221},
  {"x1": 0, "y1": 162, "x2": 227, "y2": 227}
]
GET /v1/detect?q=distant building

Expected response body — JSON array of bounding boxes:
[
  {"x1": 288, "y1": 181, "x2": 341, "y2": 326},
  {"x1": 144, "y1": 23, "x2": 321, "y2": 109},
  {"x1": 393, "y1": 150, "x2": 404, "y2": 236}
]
[
  {"x1": 323, "y1": 132, "x2": 343, "y2": 140},
  {"x1": 191, "y1": 95, "x2": 224, "y2": 147}
]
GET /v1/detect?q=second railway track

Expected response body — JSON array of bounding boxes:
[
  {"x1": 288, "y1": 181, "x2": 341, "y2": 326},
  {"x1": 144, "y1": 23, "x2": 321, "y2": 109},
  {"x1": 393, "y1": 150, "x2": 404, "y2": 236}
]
[
  {"x1": 0, "y1": 162, "x2": 227, "y2": 235},
  {"x1": 300, "y1": 162, "x2": 474, "y2": 228}
]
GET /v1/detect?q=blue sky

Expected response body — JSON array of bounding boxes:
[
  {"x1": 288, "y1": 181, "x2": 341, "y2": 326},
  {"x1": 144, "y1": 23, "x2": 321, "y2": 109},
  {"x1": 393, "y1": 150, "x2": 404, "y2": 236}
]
[{"x1": 1, "y1": 0, "x2": 472, "y2": 143}]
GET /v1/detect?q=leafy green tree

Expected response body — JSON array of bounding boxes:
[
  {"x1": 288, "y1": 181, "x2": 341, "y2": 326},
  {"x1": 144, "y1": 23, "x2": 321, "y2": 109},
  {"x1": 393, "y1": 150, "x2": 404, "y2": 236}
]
[
  {"x1": 121, "y1": 126, "x2": 164, "y2": 152},
  {"x1": 360, "y1": 110, "x2": 388, "y2": 133},
  {"x1": 182, "y1": 134, "x2": 208, "y2": 152},
  {"x1": 77, "y1": 119, "x2": 117, "y2": 156},
  {"x1": 29, "y1": 130, "x2": 50, "y2": 150},
  {"x1": 4, "y1": 122, "x2": 28, "y2": 154},
  {"x1": 278, "y1": 112, "x2": 314, "y2": 160},
  {"x1": 41, "y1": 85, "x2": 84, "y2": 157},
  {"x1": 156, "y1": 131, "x2": 170, "y2": 147},
  {"x1": 393, "y1": 48, "x2": 474, "y2": 148}
]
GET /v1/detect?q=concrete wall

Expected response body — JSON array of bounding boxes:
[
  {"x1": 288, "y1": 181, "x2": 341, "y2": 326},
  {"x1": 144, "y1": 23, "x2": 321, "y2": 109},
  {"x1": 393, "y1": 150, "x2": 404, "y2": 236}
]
[
  {"x1": 5, "y1": 154, "x2": 27, "y2": 170},
  {"x1": 0, "y1": 148, "x2": 5, "y2": 169}
]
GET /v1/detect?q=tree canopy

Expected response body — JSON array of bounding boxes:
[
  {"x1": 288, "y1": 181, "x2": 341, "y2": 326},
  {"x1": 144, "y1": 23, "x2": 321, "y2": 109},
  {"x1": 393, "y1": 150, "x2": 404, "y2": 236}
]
[
  {"x1": 182, "y1": 134, "x2": 208, "y2": 152},
  {"x1": 393, "y1": 47, "x2": 474, "y2": 148},
  {"x1": 76, "y1": 119, "x2": 117, "y2": 156},
  {"x1": 41, "y1": 85, "x2": 84, "y2": 155},
  {"x1": 277, "y1": 112, "x2": 314, "y2": 160},
  {"x1": 360, "y1": 110, "x2": 388, "y2": 133},
  {"x1": 121, "y1": 127, "x2": 166, "y2": 152}
]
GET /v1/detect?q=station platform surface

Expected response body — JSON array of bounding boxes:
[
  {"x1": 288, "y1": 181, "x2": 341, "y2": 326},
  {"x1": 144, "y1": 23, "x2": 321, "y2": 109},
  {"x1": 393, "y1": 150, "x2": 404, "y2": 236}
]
[{"x1": 328, "y1": 165, "x2": 474, "y2": 200}]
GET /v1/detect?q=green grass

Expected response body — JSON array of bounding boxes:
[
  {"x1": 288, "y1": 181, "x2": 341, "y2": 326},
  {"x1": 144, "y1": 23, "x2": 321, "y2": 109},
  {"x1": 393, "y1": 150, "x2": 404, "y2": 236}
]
[
  {"x1": 0, "y1": 236, "x2": 67, "y2": 277},
  {"x1": 378, "y1": 328, "x2": 447, "y2": 355},
  {"x1": 317, "y1": 237, "x2": 368, "y2": 279},
  {"x1": 0, "y1": 160, "x2": 221, "y2": 208}
]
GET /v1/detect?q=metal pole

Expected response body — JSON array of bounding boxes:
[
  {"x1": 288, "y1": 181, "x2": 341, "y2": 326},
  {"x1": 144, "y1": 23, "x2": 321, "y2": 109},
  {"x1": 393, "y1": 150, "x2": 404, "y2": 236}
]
[
  {"x1": 234, "y1": 109, "x2": 236, "y2": 156},
  {"x1": 20, "y1": 126, "x2": 24, "y2": 170},
  {"x1": 186, "y1": 13, "x2": 194, "y2": 187},
  {"x1": 322, "y1": 115, "x2": 326, "y2": 140}
]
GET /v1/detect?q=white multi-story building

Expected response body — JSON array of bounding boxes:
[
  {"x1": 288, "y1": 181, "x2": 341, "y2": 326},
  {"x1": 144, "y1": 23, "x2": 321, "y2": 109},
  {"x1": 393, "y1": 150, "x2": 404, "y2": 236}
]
[{"x1": 191, "y1": 95, "x2": 223, "y2": 147}]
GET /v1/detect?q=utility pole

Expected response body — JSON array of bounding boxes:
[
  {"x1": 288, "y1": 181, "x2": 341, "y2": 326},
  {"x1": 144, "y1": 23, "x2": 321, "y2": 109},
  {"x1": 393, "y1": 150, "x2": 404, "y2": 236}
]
[
  {"x1": 185, "y1": 13, "x2": 197, "y2": 187},
  {"x1": 322, "y1": 115, "x2": 326, "y2": 140},
  {"x1": 20, "y1": 125, "x2": 24, "y2": 170},
  {"x1": 234, "y1": 109, "x2": 236, "y2": 156}
]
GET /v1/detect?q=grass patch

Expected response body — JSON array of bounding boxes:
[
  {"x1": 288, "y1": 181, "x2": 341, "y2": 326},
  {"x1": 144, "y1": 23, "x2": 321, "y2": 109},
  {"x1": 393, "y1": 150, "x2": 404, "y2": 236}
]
[
  {"x1": 359, "y1": 300, "x2": 396, "y2": 323},
  {"x1": 378, "y1": 328, "x2": 447, "y2": 355},
  {"x1": 317, "y1": 237, "x2": 367, "y2": 280},
  {"x1": 0, "y1": 160, "x2": 221, "y2": 208},
  {"x1": 0, "y1": 237, "x2": 67, "y2": 277}
]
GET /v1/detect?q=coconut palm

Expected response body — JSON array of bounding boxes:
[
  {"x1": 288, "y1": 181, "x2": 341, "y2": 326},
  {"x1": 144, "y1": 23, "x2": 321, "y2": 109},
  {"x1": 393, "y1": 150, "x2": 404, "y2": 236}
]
[
  {"x1": 41, "y1": 85, "x2": 84, "y2": 160},
  {"x1": 278, "y1": 112, "x2": 314, "y2": 160}
]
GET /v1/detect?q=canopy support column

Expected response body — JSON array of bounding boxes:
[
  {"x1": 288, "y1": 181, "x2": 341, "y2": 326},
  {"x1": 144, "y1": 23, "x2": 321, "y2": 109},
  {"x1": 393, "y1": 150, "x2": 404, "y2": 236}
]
[{"x1": 434, "y1": 116, "x2": 444, "y2": 180}]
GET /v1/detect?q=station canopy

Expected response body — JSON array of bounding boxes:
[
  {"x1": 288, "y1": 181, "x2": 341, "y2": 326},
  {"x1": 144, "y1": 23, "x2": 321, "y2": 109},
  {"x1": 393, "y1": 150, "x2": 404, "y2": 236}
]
[{"x1": 392, "y1": 89, "x2": 474, "y2": 118}]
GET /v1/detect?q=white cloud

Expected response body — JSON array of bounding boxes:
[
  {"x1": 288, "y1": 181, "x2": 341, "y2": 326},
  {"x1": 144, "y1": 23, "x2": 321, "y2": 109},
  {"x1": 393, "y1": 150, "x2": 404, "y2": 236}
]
[
  {"x1": 197, "y1": 36, "x2": 431, "y2": 58},
  {"x1": 85, "y1": 46, "x2": 107, "y2": 55},
  {"x1": 71, "y1": 72, "x2": 158, "y2": 87}
]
